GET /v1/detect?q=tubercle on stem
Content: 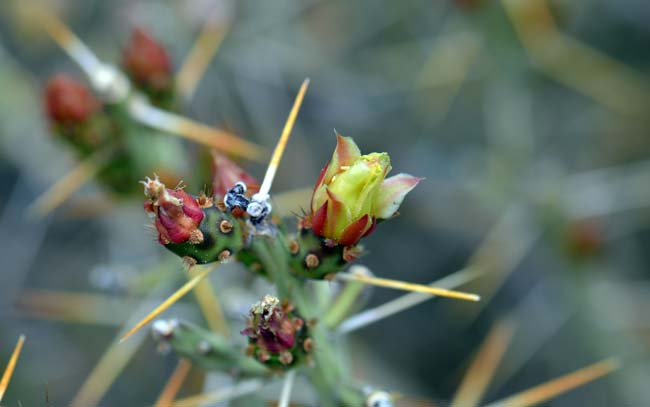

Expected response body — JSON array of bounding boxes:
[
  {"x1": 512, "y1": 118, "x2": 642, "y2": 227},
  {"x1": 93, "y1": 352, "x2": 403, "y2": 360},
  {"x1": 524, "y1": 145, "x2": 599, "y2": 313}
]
[{"x1": 285, "y1": 228, "x2": 361, "y2": 279}]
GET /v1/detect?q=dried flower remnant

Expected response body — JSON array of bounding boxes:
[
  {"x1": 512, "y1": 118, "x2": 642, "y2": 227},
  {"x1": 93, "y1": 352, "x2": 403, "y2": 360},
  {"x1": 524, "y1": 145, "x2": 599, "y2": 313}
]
[
  {"x1": 241, "y1": 295, "x2": 310, "y2": 369},
  {"x1": 309, "y1": 134, "x2": 422, "y2": 246},
  {"x1": 142, "y1": 176, "x2": 204, "y2": 245}
]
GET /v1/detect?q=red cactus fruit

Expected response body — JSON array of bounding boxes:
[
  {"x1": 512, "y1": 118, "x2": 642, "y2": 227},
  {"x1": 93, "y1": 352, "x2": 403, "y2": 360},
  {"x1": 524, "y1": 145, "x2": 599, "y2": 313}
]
[{"x1": 142, "y1": 176, "x2": 204, "y2": 245}]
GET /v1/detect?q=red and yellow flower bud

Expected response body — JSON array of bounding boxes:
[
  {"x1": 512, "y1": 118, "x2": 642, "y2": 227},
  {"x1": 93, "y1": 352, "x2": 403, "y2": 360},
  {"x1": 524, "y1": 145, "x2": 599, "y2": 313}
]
[
  {"x1": 122, "y1": 27, "x2": 172, "y2": 91},
  {"x1": 44, "y1": 74, "x2": 100, "y2": 125},
  {"x1": 211, "y1": 150, "x2": 259, "y2": 199},
  {"x1": 142, "y1": 176, "x2": 204, "y2": 245},
  {"x1": 241, "y1": 295, "x2": 309, "y2": 368},
  {"x1": 309, "y1": 134, "x2": 422, "y2": 246}
]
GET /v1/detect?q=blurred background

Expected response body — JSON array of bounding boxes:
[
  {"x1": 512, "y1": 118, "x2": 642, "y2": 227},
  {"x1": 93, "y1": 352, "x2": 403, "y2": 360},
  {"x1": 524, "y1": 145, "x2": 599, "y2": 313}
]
[{"x1": 0, "y1": 0, "x2": 649, "y2": 405}]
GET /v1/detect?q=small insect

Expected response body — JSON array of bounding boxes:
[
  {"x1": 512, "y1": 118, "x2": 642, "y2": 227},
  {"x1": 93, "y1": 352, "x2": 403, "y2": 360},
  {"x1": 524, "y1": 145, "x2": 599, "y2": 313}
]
[
  {"x1": 224, "y1": 182, "x2": 250, "y2": 213},
  {"x1": 224, "y1": 182, "x2": 271, "y2": 225},
  {"x1": 246, "y1": 199, "x2": 271, "y2": 225}
]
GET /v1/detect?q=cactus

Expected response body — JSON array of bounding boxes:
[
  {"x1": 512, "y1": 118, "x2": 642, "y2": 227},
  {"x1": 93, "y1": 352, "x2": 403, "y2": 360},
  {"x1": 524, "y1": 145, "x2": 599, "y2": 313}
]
[
  {"x1": 38, "y1": 20, "x2": 261, "y2": 215},
  {"x1": 139, "y1": 132, "x2": 425, "y2": 406},
  {"x1": 41, "y1": 28, "x2": 203, "y2": 199}
]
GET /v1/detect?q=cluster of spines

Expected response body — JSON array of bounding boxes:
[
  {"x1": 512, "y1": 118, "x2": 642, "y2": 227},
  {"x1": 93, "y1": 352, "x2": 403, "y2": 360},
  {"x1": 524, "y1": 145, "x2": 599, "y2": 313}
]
[{"x1": 43, "y1": 28, "x2": 183, "y2": 197}]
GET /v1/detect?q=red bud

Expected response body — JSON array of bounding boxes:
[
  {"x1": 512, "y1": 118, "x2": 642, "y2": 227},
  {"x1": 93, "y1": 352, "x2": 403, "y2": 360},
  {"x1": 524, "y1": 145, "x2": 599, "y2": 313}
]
[
  {"x1": 142, "y1": 176, "x2": 204, "y2": 245},
  {"x1": 44, "y1": 74, "x2": 100, "y2": 125},
  {"x1": 211, "y1": 150, "x2": 259, "y2": 198},
  {"x1": 122, "y1": 28, "x2": 172, "y2": 91}
]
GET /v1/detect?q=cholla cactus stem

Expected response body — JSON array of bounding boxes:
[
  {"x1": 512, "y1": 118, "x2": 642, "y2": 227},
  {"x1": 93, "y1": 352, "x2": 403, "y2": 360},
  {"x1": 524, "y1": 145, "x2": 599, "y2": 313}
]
[
  {"x1": 38, "y1": 10, "x2": 266, "y2": 160},
  {"x1": 151, "y1": 320, "x2": 269, "y2": 377},
  {"x1": 250, "y1": 236, "x2": 365, "y2": 405}
]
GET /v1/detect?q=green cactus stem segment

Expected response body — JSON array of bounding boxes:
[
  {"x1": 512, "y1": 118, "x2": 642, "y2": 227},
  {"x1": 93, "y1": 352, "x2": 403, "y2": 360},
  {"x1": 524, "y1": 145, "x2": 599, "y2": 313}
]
[
  {"x1": 161, "y1": 205, "x2": 360, "y2": 280},
  {"x1": 250, "y1": 236, "x2": 365, "y2": 406},
  {"x1": 152, "y1": 320, "x2": 269, "y2": 378},
  {"x1": 286, "y1": 229, "x2": 353, "y2": 279},
  {"x1": 240, "y1": 226, "x2": 357, "y2": 280},
  {"x1": 51, "y1": 101, "x2": 192, "y2": 197},
  {"x1": 152, "y1": 206, "x2": 373, "y2": 405},
  {"x1": 164, "y1": 207, "x2": 249, "y2": 264}
]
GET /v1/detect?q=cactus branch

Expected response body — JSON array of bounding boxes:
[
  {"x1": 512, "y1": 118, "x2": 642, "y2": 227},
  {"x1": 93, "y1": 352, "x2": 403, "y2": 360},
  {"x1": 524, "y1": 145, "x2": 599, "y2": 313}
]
[
  {"x1": 250, "y1": 236, "x2": 365, "y2": 406},
  {"x1": 38, "y1": 10, "x2": 266, "y2": 161},
  {"x1": 152, "y1": 320, "x2": 269, "y2": 377}
]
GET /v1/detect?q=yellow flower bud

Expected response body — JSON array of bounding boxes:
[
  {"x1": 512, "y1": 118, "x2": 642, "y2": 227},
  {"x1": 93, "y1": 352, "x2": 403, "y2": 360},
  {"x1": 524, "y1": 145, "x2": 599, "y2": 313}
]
[{"x1": 309, "y1": 134, "x2": 421, "y2": 246}]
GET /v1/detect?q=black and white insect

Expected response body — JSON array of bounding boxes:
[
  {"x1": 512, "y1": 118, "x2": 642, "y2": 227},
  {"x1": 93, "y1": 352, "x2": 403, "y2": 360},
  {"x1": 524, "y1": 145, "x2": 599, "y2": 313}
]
[
  {"x1": 224, "y1": 182, "x2": 250, "y2": 212},
  {"x1": 224, "y1": 182, "x2": 271, "y2": 225}
]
